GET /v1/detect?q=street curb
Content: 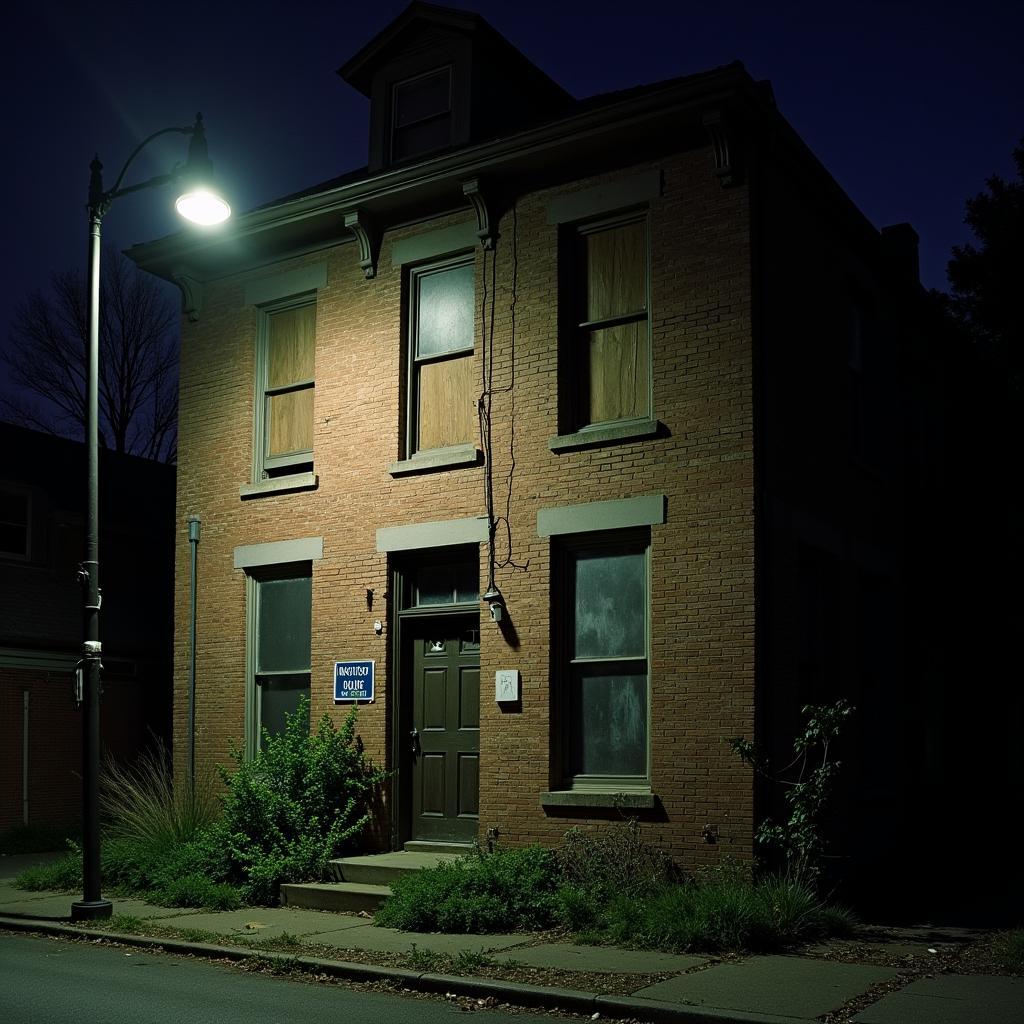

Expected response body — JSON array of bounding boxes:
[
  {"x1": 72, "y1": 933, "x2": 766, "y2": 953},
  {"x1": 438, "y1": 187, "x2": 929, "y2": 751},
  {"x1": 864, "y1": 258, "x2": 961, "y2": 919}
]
[{"x1": 0, "y1": 915, "x2": 806, "y2": 1024}]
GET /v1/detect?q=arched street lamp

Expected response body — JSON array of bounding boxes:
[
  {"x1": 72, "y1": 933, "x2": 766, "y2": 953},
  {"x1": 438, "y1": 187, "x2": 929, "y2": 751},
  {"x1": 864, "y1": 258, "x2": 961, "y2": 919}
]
[{"x1": 72, "y1": 114, "x2": 229, "y2": 922}]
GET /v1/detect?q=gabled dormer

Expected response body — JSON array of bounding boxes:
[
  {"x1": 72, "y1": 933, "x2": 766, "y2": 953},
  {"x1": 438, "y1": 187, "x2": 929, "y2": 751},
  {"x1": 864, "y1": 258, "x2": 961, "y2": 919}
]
[{"x1": 338, "y1": 1, "x2": 573, "y2": 173}]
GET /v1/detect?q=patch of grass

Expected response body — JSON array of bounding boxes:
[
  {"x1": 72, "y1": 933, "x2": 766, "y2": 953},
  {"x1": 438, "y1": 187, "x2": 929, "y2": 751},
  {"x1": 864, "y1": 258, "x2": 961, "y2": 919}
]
[
  {"x1": 405, "y1": 943, "x2": 445, "y2": 970},
  {"x1": 375, "y1": 845, "x2": 560, "y2": 934},
  {"x1": 454, "y1": 949, "x2": 494, "y2": 971},
  {"x1": 0, "y1": 823, "x2": 77, "y2": 855},
  {"x1": 105, "y1": 914, "x2": 146, "y2": 934},
  {"x1": 578, "y1": 874, "x2": 856, "y2": 953},
  {"x1": 993, "y1": 929, "x2": 1024, "y2": 972},
  {"x1": 16, "y1": 850, "x2": 82, "y2": 892}
]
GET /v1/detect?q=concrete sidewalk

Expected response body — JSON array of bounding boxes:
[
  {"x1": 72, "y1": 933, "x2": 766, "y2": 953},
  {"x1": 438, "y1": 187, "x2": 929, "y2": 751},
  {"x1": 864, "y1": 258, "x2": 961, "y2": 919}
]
[{"x1": 1, "y1": 855, "x2": 1019, "y2": 1024}]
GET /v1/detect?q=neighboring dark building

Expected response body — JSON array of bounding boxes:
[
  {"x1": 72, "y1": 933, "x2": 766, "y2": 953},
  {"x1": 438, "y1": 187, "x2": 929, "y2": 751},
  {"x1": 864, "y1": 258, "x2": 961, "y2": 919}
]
[
  {"x1": 0, "y1": 423, "x2": 174, "y2": 832},
  {"x1": 127, "y1": 3, "x2": 1015, "y2": 920}
]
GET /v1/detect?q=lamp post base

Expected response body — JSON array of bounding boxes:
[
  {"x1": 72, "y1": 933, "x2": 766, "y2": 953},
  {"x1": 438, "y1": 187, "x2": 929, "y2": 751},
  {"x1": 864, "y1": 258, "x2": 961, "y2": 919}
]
[{"x1": 70, "y1": 899, "x2": 113, "y2": 922}]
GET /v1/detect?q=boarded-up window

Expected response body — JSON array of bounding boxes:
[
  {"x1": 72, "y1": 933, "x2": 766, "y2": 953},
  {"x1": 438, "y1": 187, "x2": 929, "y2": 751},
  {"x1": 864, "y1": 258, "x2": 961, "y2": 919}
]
[
  {"x1": 409, "y1": 259, "x2": 475, "y2": 454},
  {"x1": 562, "y1": 536, "x2": 649, "y2": 785},
  {"x1": 575, "y1": 216, "x2": 649, "y2": 427},
  {"x1": 260, "y1": 301, "x2": 315, "y2": 473}
]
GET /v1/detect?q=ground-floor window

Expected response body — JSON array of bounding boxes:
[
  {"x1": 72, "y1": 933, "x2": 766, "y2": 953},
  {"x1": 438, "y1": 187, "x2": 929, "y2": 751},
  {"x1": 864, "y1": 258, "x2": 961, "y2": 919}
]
[
  {"x1": 556, "y1": 531, "x2": 649, "y2": 788},
  {"x1": 247, "y1": 567, "x2": 311, "y2": 755}
]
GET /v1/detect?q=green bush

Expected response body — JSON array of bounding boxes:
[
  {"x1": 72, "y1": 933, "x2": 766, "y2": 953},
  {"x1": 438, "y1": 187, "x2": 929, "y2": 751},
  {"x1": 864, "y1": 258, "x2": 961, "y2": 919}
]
[
  {"x1": 376, "y1": 846, "x2": 561, "y2": 933},
  {"x1": 215, "y1": 698, "x2": 387, "y2": 904}
]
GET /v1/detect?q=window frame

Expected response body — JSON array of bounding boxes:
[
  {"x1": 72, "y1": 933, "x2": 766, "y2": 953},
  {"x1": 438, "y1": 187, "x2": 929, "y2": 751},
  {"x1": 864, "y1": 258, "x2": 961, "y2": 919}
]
[
  {"x1": 253, "y1": 293, "x2": 317, "y2": 480},
  {"x1": 390, "y1": 65, "x2": 454, "y2": 164},
  {"x1": 562, "y1": 209, "x2": 652, "y2": 435},
  {"x1": 554, "y1": 529, "x2": 651, "y2": 791},
  {"x1": 0, "y1": 484, "x2": 31, "y2": 561},
  {"x1": 244, "y1": 562, "x2": 312, "y2": 758},
  {"x1": 404, "y1": 252, "x2": 477, "y2": 459}
]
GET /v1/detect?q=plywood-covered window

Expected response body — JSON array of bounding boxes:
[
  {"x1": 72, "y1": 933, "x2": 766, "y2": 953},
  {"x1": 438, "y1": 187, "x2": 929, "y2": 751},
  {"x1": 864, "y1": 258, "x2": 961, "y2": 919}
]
[
  {"x1": 572, "y1": 214, "x2": 650, "y2": 428},
  {"x1": 257, "y1": 299, "x2": 315, "y2": 476},
  {"x1": 557, "y1": 532, "x2": 649, "y2": 788},
  {"x1": 407, "y1": 257, "x2": 476, "y2": 455}
]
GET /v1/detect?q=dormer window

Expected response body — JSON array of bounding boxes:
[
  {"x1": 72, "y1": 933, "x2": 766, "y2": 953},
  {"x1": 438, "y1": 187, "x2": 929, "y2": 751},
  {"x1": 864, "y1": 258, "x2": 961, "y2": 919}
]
[{"x1": 392, "y1": 67, "x2": 453, "y2": 162}]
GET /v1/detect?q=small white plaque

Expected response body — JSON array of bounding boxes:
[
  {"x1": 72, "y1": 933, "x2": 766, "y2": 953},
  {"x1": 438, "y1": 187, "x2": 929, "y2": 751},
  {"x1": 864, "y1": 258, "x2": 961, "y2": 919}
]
[{"x1": 495, "y1": 669, "x2": 519, "y2": 702}]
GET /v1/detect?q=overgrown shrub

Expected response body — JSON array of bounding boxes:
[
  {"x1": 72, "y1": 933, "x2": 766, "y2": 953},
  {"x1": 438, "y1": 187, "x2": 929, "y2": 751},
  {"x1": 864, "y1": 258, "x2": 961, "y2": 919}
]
[
  {"x1": 558, "y1": 818, "x2": 681, "y2": 901},
  {"x1": 731, "y1": 700, "x2": 854, "y2": 884},
  {"x1": 215, "y1": 698, "x2": 388, "y2": 904},
  {"x1": 375, "y1": 845, "x2": 561, "y2": 933}
]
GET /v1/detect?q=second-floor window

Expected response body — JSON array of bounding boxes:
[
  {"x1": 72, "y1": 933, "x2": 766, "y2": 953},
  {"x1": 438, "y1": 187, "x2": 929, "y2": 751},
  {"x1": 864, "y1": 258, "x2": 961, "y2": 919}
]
[
  {"x1": 0, "y1": 487, "x2": 30, "y2": 560},
  {"x1": 567, "y1": 213, "x2": 650, "y2": 430},
  {"x1": 407, "y1": 256, "x2": 476, "y2": 456},
  {"x1": 256, "y1": 298, "x2": 316, "y2": 477}
]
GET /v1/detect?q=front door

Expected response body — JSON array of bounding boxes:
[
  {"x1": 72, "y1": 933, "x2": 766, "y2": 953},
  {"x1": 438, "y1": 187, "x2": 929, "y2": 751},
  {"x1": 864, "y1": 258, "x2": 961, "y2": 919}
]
[{"x1": 409, "y1": 615, "x2": 480, "y2": 843}]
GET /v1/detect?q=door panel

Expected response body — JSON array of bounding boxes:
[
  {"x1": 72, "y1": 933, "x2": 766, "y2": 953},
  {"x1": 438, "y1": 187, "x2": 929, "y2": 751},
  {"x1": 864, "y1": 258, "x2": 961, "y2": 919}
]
[{"x1": 410, "y1": 617, "x2": 480, "y2": 842}]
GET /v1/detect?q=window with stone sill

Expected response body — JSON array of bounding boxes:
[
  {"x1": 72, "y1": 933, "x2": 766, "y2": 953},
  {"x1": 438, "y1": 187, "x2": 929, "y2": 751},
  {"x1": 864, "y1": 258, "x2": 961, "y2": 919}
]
[
  {"x1": 405, "y1": 255, "x2": 476, "y2": 458},
  {"x1": 561, "y1": 212, "x2": 651, "y2": 435},
  {"x1": 254, "y1": 297, "x2": 316, "y2": 480},
  {"x1": 554, "y1": 531, "x2": 650, "y2": 789}
]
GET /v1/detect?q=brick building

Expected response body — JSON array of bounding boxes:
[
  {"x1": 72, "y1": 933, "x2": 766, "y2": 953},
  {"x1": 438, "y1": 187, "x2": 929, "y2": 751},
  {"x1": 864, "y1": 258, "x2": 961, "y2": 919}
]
[
  {"x1": 128, "y1": 4, "x2": 945, "y2": 906},
  {"x1": 0, "y1": 424, "x2": 174, "y2": 833}
]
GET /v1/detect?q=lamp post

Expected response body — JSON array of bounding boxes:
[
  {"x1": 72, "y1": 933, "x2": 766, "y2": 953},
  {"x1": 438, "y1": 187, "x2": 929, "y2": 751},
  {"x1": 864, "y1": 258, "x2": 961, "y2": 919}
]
[{"x1": 71, "y1": 114, "x2": 229, "y2": 922}]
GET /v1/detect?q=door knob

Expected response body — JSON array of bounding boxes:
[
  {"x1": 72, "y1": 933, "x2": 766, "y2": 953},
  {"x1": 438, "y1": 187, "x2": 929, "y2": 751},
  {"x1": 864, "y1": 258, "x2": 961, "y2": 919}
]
[{"x1": 410, "y1": 727, "x2": 419, "y2": 756}]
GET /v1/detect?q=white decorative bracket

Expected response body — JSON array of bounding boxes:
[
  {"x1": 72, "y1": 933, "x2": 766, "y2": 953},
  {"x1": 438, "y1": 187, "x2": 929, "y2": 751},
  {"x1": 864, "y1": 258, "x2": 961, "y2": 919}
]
[
  {"x1": 702, "y1": 110, "x2": 740, "y2": 188},
  {"x1": 171, "y1": 270, "x2": 203, "y2": 322},
  {"x1": 462, "y1": 178, "x2": 496, "y2": 250},
  {"x1": 344, "y1": 209, "x2": 380, "y2": 279}
]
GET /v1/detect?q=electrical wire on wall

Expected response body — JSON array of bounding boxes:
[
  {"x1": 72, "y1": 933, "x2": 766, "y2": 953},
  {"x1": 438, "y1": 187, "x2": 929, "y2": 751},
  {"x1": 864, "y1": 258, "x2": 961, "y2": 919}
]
[{"x1": 478, "y1": 202, "x2": 528, "y2": 604}]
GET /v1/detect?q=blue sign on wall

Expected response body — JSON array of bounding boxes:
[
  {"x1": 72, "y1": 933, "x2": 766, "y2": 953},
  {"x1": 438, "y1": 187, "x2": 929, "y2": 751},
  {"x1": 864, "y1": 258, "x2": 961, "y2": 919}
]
[{"x1": 334, "y1": 660, "x2": 375, "y2": 703}]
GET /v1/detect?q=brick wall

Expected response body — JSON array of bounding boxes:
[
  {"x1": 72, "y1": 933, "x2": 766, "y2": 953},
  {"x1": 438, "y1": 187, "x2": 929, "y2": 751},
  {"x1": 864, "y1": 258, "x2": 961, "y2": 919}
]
[{"x1": 174, "y1": 142, "x2": 756, "y2": 868}]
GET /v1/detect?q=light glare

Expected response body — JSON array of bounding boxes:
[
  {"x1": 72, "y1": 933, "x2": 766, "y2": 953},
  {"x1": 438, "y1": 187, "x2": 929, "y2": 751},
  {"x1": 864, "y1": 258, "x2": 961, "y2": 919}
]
[{"x1": 176, "y1": 189, "x2": 231, "y2": 225}]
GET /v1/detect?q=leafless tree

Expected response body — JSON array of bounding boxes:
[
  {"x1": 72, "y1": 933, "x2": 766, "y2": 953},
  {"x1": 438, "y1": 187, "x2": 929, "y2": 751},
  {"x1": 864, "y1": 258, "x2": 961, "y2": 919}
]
[{"x1": 1, "y1": 248, "x2": 178, "y2": 462}]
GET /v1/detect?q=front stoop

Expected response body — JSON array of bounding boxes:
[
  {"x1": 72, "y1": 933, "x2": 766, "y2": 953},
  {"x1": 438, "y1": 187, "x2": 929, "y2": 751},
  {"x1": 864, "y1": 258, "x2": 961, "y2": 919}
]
[{"x1": 280, "y1": 849, "x2": 469, "y2": 913}]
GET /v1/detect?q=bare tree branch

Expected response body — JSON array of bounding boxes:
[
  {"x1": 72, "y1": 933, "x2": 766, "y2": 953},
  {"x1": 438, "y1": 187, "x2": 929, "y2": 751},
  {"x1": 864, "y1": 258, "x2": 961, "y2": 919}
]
[{"x1": 1, "y1": 248, "x2": 178, "y2": 462}]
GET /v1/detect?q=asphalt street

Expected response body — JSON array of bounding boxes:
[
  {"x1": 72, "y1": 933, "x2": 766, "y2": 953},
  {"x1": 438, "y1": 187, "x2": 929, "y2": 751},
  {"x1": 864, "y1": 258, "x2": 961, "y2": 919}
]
[{"x1": 0, "y1": 932, "x2": 556, "y2": 1024}]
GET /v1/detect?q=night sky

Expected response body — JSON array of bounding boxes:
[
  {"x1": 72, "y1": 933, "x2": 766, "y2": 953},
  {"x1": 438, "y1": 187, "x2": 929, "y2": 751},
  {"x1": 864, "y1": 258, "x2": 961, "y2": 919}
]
[{"x1": 2, "y1": 0, "x2": 1021, "y2": 374}]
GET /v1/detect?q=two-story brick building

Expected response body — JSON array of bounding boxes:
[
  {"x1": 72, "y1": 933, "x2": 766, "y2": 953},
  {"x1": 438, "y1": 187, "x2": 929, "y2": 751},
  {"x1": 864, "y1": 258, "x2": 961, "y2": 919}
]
[{"x1": 128, "y1": 3, "x2": 940, "y2": 905}]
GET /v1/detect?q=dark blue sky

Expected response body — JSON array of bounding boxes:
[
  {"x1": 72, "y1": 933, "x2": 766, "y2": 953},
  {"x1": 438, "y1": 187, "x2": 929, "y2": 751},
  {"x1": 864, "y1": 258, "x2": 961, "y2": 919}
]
[{"x1": 2, "y1": 0, "x2": 1021, "y2": 348}]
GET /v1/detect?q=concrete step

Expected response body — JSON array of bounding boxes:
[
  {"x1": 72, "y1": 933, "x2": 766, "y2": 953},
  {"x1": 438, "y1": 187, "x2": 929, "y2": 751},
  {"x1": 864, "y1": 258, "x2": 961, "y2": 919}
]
[
  {"x1": 326, "y1": 850, "x2": 468, "y2": 886},
  {"x1": 279, "y1": 881, "x2": 391, "y2": 913}
]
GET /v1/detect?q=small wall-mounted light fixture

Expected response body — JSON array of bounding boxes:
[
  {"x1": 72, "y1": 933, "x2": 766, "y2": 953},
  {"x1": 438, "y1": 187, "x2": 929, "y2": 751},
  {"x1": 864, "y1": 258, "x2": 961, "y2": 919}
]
[
  {"x1": 482, "y1": 587, "x2": 503, "y2": 622},
  {"x1": 373, "y1": 619, "x2": 383, "y2": 635}
]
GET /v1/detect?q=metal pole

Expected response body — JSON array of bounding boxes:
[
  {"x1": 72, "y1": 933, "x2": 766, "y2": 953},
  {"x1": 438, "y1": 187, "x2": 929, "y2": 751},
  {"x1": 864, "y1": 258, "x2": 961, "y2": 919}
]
[
  {"x1": 72, "y1": 159, "x2": 112, "y2": 921},
  {"x1": 187, "y1": 514, "x2": 200, "y2": 793}
]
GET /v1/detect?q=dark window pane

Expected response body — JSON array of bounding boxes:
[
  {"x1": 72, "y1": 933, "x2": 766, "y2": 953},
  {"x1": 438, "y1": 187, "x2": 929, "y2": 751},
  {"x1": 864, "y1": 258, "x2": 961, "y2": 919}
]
[
  {"x1": 416, "y1": 264, "x2": 474, "y2": 357},
  {"x1": 0, "y1": 523, "x2": 27, "y2": 555},
  {"x1": 574, "y1": 550, "x2": 646, "y2": 658},
  {"x1": 571, "y1": 669, "x2": 647, "y2": 777},
  {"x1": 0, "y1": 491, "x2": 29, "y2": 523},
  {"x1": 412, "y1": 560, "x2": 478, "y2": 606},
  {"x1": 257, "y1": 576, "x2": 311, "y2": 672},
  {"x1": 395, "y1": 69, "x2": 450, "y2": 127},
  {"x1": 258, "y1": 674, "x2": 310, "y2": 747}
]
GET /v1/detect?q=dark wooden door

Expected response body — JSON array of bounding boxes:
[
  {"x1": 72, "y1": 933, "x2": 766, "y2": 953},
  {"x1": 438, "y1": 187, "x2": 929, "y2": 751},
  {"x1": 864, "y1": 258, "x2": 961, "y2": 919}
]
[{"x1": 409, "y1": 617, "x2": 480, "y2": 843}]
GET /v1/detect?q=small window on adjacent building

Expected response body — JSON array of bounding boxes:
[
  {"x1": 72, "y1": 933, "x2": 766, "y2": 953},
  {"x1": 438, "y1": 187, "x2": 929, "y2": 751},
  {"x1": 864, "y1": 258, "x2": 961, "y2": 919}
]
[
  {"x1": 557, "y1": 534, "x2": 649, "y2": 788},
  {"x1": 248, "y1": 569, "x2": 312, "y2": 756},
  {"x1": 0, "y1": 487, "x2": 30, "y2": 560},
  {"x1": 392, "y1": 67, "x2": 453, "y2": 163},
  {"x1": 567, "y1": 213, "x2": 650, "y2": 431},
  {"x1": 407, "y1": 256, "x2": 476, "y2": 455},
  {"x1": 255, "y1": 298, "x2": 316, "y2": 478}
]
